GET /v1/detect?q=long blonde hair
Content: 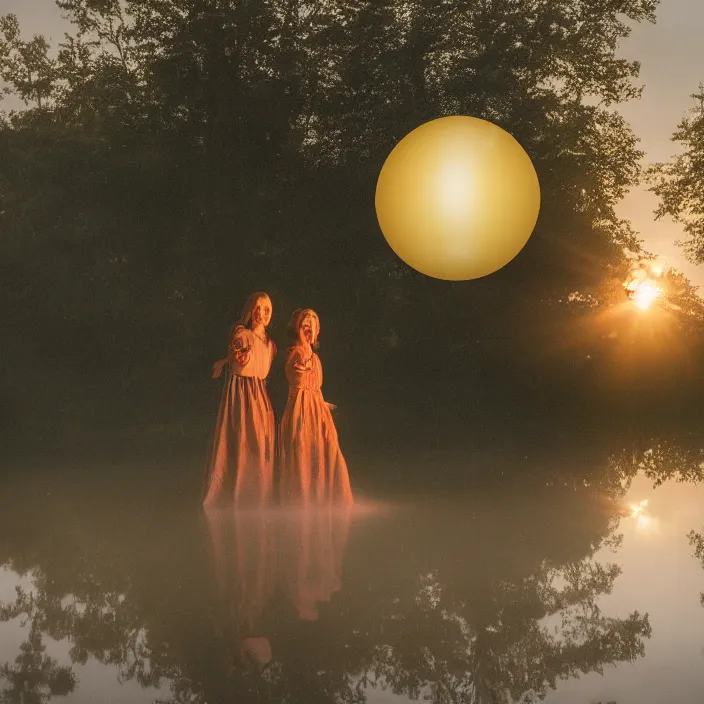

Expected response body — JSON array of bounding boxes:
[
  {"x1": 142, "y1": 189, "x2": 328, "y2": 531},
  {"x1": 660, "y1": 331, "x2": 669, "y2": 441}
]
[
  {"x1": 286, "y1": 308, "x2": 320, "y2": 349},
  {"x1": 230, "y1": 291, "x2": 271, "y2": 335},
  {"x1": 212, "y1": 292, "x2": 273, "y2": 380}
]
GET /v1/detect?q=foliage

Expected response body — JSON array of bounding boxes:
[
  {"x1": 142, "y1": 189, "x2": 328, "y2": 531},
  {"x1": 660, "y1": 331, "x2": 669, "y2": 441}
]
[
  {"x1": 688, "y1": 528, "x2": 704, "y2": 607},
  {"x1": 1, "y1": 0, "x2": 703, "y2": 456},
  {"x1": 648, "y1": 85, "x2": 704, "y2": 264}
]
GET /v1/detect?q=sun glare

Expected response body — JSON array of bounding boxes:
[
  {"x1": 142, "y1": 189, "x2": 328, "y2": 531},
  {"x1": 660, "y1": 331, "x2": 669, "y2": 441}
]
[
  {"x1": 624, "y1": 262, "x2": 665, "y2": 311},
  {"x1": 630, "y1": 499, "x2": 648, "y2": 517},
  {"x1": 632, "y1": 280, "x2": 661, "y2": 310},
  {"x1": 627, "y1": 499, "x2": 656, "y2": 533}
]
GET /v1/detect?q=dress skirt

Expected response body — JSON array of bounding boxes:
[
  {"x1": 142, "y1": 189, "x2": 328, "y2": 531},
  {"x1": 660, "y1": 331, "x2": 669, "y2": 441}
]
[{"x1": 203, "y1": 373, "x2": 275, "y2": 508}]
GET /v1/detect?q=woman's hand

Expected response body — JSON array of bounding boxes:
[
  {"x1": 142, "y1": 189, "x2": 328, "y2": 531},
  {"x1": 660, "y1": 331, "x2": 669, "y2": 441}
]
[
  {"x1": 212, "y1": 359, "x2": 228, "y2": 379},
  {"x1": 326, "y1": 402, "x2": 337, "y2": 411},
  {"x1": 233, "y1": 346, "x2": 251, "y2": 366},
  {"x1": 293, "y1": 354, "x2": 313, "y2": 373}
]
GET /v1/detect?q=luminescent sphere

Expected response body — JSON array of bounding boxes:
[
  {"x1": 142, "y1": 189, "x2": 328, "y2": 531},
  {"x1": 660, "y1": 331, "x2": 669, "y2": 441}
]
[{"x1": 375, "y1": 116, "x2": 541, "y2": 281}]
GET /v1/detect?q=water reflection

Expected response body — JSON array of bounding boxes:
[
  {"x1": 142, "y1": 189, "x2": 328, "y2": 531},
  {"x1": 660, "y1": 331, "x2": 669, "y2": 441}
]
[
  {"x1": 0, "y1": 438, "x2": 703, "y2": 703},
  {"x1": 547, "y1": 442, "x2": 704, "y2": 704},
  {"x1": 342, "y1": 498, "x2": 649, "y2": 704},
  {"x1": 201, "y1": 504, "x2": 353, "y2": 685},
  {"x1": 278, "y1": 507, "x2": 352, "y2": 623},
  {"x1": 688, "y1": 528, "x2": 704, "y2": 608},
  {"x1": 0, "y1": 619, "x2": 76, "y2": 704},
  {"x1": 203, "y1": 509, "x2": 276, "y2": 677}
]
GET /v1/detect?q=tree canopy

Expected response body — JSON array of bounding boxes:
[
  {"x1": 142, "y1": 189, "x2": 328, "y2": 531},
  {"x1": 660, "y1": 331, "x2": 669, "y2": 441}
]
[
  {"x1": 648, "y1": 84, "x2": 704, "y2": 264},
  {"x1": 2, "y1": 0, "x2": 702, "y2": 460}
]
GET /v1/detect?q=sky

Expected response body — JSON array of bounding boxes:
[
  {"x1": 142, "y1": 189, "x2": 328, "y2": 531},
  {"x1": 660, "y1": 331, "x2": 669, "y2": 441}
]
[{"x1": 1, "y1": 0, "x2": 703, "y2": 287}]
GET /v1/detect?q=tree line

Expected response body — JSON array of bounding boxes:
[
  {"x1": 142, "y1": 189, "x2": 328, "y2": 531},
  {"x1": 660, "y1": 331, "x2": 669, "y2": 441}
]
[{"x1": 1, "y1": 0, "x2": 703, "y2": 460}]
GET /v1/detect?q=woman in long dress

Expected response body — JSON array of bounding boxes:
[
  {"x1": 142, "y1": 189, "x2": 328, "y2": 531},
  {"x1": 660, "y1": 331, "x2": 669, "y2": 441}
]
[
  {"x1": 202, "y1": 292, "x2": 277, "y2": 508},
  {"x1": 278, "y1": 308, "x2": 353, "y2": 506}
]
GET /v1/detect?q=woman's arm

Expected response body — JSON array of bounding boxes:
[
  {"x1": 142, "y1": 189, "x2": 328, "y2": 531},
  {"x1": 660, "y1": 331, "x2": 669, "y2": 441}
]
[
  {"x1": 230, "y1": 334, "x2": 252, "y2": 366},
  {"x1": 212, "y1": 358, "x2": 228, "y2": 379},
  {"x1": 291, "y1": 348, "x2": 313, "y2": 373},
  {"x1": 292, "y1": 357, "x2": 312, "y2": 373},
  {"x1": 212, "y1": 328, "x2": 252, "y2": 378}
]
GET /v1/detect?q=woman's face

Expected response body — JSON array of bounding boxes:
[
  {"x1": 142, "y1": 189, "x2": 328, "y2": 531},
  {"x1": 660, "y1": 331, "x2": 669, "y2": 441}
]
[
  {"x1": 298, "y1": 311, "x2": 318, "y2": 345},
  {"x1": 251, "y1": 296, "x2": 272, "y2": 327}
]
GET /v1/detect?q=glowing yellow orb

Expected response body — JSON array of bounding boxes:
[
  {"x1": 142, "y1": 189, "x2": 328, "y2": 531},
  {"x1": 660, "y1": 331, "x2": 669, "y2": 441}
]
[{"x1": 375, "y1": 116, "x2": 541, "y2": 281}]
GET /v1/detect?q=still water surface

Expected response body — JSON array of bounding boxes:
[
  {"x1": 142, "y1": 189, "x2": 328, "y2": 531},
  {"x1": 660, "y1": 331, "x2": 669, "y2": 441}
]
[{"x1": 1, "y1": 439, "x2": 703, "y2": 703}]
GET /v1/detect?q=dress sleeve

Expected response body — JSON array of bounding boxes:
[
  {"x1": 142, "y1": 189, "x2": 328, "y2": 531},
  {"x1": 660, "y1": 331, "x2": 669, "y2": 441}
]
[
  {"x1": 228, "y1": 327, "x2": 253, "y2": 370},
  {"x1": 285, "y1": 347, "x2": 312, "y2": 385}
]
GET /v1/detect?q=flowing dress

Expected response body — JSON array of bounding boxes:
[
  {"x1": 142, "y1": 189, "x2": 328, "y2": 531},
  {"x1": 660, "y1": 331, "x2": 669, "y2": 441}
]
[
  {"x1": 278, "y1": 345, "x2": 353, "y2": 506},
  {"x1": 202, "y1": 326, "x2": 276, "y2": 508}
]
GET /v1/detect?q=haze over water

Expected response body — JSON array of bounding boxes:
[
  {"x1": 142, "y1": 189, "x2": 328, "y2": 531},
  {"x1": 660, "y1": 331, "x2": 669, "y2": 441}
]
[{"x1": 2, "y1": 437, "x2": 703, "y2": 704}]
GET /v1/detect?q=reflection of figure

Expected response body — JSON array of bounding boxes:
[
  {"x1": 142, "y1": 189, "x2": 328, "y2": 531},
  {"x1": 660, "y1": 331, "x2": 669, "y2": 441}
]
[
  {"x1": 203, "y1": 508, "x2": 276, "y2": 675},
  {"x1": 203, "y1": 292, "x2": 277, "y2": 508},
  {"x1": 278, "y1": 309, "x2": 353, "y2": 506},
  {"x1": 279, "y1": 507, "x2": 352, "y2": 621}
]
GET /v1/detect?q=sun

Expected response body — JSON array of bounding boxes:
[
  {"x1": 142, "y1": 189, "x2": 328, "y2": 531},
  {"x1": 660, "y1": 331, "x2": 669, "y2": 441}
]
[
  {"x1": 632, "y1": 281, "x2": 661, "y2": 310},
  {"x1": 624, "y1": 262, "x2": 664, "y2": 311}
]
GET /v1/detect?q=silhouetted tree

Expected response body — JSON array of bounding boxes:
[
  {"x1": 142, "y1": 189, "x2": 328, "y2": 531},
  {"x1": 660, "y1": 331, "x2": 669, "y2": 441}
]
[
  {"x1": 2, "y1": 0, "x2": 703, "y2": 461},
  {"x1": 648, "y1": 84, "x2": 704, "y2": 264}
]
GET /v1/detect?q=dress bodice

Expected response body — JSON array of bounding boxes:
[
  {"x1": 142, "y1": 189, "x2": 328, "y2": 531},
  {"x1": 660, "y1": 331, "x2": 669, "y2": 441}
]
[
  {"x1": 285, "y1": 346, "x2": 323, "y2": 391},
  {"x1": 228, "y1": 327, "x2": 275, "y2": 379}
]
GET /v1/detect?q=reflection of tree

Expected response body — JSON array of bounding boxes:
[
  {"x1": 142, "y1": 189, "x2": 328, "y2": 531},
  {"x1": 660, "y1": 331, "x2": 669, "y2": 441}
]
[
  {"x1": 604, "y1": 439, "x2": 704, "y2": 496},
  {"x1": 0, "y1": 621, "x2": 75, "y2": 704},
  {"x1": 334, "y1": 500, "x2": 649, "y2": 704},
  {"x1": 0, "y1": 527, "x2": 161, "y2": 692},
  {"x1": 0, "y1": 459, "x2": 658, "y2": 704},
  {"x1": 611, "y1": 438, "x2": 704, "y2": 614},
  {"x1": 687, "y1": 529, "x2": 704, "y2": 607},
  {"x1": 0, "y1": 493, "x2": 202, "y2": 701}
]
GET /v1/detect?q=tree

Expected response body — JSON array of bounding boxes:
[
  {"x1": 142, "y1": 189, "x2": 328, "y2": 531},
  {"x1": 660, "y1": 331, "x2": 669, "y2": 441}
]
[
  {"x1": 648, "y1": 84, "x2": 704, "y2": 264},
  {"x1": 3, "y1": 0, "x2": 703, "y2": 458},
  {"x1": 0, "y1": 15, "x2": 58, "y2": 109}
]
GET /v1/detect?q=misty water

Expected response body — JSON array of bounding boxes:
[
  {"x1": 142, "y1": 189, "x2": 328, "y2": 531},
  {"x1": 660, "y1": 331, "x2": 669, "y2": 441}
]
[{"x1": 1, "y1": 437, "x2": 704, "y2": 704}]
